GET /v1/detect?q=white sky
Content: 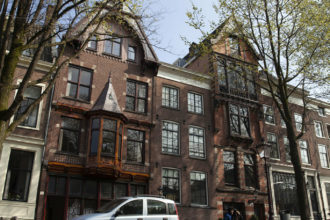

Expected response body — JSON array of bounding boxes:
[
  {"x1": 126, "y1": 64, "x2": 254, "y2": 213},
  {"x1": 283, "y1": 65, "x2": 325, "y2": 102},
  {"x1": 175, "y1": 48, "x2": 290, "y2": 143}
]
[{"x1": 148, "y1": 0, "x2": 217, "y2": 64}]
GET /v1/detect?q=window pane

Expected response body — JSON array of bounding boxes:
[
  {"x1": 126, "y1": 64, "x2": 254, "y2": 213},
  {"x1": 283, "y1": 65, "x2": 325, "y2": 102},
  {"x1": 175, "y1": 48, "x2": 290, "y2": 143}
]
[
  {"x1": 78, "y1": 86, "x2": 90, "y2": 101},
  {"x1": 68, "y1": 67, "x2": 79, "y2": 82},
  {"x1": 80, "y1": 70, "x2": 91, "y2": 86},
  {"x1": 190, "y1": 172, "x2": 207, "y2": 205},
  {"x1": 162, "y1": 121, "x2": 179, "y2": 154},
  {"x1": 118, "y1": 200, "x2": 143, "y2": 215},
  {"x1": 69, "y1": 179, "x2": 82, "y2": 196},
  {"x1": 3, "y1": 150, "x2": 34, "y2": 202},
  {"x1": 126, "y1": 81, "x2": 136, "y2": 96},
  {"x1": 101, "y1": 182, "x2": 113, "y2": 199},
  {"x1": 147, "y1": 200, "x2": 167, "y2": 215},
  {"x1": 66, "y1": 83, "x2": 77, "y2": 98},
  {"x1": 137, "y1": 99, "x2": 145, "y2": 113},
  {"x1": 128, "y1": 46, "x2": 136, "y2": 60},
  {"x1": 103, "y1": 119, "x2": 117, "y2": 131},
  {"x1": 112, "y1": 41, "x2": 121, "y2": 56},
  {"x1": 115, "y1": 183, "x2": 127, "y2": 198},
  {"x1": 90, "y1": 130, "x2": 99, "y2": 155},
  {"x1": 84, "y1": 180, "x2": 97, "y2": 198},
  {"x1": 125, "y1": 96, "x2": 135, "y2": 111},
  {"x1": 62, "y1": 130, "x2": 79, "y2": 154},
  {"x1": 162, "y1": 168, "x2": 180, "y2": 203}
]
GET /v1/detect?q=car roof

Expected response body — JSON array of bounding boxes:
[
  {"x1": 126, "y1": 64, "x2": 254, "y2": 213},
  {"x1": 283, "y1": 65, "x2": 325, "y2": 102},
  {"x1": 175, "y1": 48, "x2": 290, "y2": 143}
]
[{"x1": 117, "y1": 196, "x2": 176, "y2": 203}]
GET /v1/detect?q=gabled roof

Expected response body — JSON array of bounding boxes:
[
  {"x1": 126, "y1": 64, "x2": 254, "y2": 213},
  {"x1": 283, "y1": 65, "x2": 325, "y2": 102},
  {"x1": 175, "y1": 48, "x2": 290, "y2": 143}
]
[{"x1": 91, "y1": 78, "x2": 122, "y2": 114}]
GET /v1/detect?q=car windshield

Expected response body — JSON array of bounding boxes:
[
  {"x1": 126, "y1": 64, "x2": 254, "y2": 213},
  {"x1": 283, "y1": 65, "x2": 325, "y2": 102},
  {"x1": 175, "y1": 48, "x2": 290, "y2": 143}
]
[{"x1": 96, "y1": 199, "x2": 127, "y2": 213}]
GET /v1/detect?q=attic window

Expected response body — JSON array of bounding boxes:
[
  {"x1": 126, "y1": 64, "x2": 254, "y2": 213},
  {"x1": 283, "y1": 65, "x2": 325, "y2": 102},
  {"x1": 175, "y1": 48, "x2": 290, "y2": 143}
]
[
  {"x1": 229, "y1": 37, "x2": 240, "y2": 57},
  {"x1": 87, "y1": 36, "x2": 97, "y2": 51}
]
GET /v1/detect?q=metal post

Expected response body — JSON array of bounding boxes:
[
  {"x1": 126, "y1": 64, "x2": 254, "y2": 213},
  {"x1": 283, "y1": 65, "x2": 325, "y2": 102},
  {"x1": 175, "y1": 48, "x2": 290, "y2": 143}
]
[{"x1": 265, "y1": 159, "x2": 274, "y2": 220}]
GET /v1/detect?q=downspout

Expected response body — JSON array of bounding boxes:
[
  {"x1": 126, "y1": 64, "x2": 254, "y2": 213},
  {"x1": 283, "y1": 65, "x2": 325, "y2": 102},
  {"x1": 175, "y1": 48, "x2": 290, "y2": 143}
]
[
  {"x1": 34, "y1": 81, "x2": 55, "y2": 220},
  {"x1": 317, "y1": 172, "x2": 327, "y2": 220}
]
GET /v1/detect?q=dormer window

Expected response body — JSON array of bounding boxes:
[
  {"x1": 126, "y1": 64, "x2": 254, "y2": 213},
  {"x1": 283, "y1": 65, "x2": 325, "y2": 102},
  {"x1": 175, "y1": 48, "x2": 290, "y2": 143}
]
[
  {"x1": 104, "y1": 36, "x2": 121, "y2": 57},
  {"x1": 90, "y1": 117, "x2": 123, "y2": 159},
  {"x1": 87, "y1": 36, "x2": 97, "y2": 51},
  {"x1": 229, "y1": 37, "x2": 240, "y2": 57}
]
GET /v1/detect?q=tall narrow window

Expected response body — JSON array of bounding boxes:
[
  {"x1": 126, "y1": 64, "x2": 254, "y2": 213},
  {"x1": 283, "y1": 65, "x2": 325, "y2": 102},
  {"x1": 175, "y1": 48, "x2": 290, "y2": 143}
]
[
  {"x1": 190, "y1": 172, "x2": 207, "y2": 205},
  {"x1": 162, "y1": 86, "x2": 179, "y2": 109},
  {"x1": 217, "y1": 60, "x2": 227, "y2": 89},
  {"x1": 229, "y1": 104, "x2": 250, "y2": 137},
  {"x1": 162, "y1": 168, "x2": 180, "y2": 203},
  {"x1": 126, "y1": 80, "x2": 147, "y2": 113},
  {"x1": 307, "y1": 176, "x2": 319, "y2": 219},
  {"x1": 294, "y1": 114, "x2": 303, "y2": 132},
  {"x1": 3, "y1": 150, "x2": 34, "y2": 202},
  {"x1": 228, "y1": 37, "x2": 240, "y2": 57},
  {"x1": 314, "y1": 121, "x2": 324, "y2": 137},
  {"x1": 263, "y1": 105, "x2": 275, "y2": 125},
  {"x1": 299, "y1": 140, "x2": 310, "y2": 164},
  {"x1": 162, "y1": 121, "x2": 179, "y2": 155},
  {"x1": 127, "y1": 46, "x2": 136, "y2": 61},
  {"x1": 327, "y1": 125, "x2": 330, "y2": 138},
  {"x1": 223, "y1": 151, "x2": 237, "y2": 185},
  {"x1": 90, "y1": 118, "x2": 100, "y2": 155},
  {"x1": 102, "y1": 119, "x2": 117, "y2": 156},
  {"x1": 127, "y1": 129, "x2": 144, "y2": 163},
  {"x1": 66, "y1": 66, "x2": 92, "y2": 101},
  {"x1": 325, "y1": 183, "x2": 330, "y2": 211},
  {"x1": 188, "y1": 126, "x2": 205, "y2": 158},
  {"x1": 188, "y1": 92, "x2": 203, "y2": 114},
  {"x1": 244, "y1": 154, "x2": 257, "y2": 188},
  {"x1": 15, "y1": 85, "x2": 42, "y2": 128},
  {"x1": 318, "y1": 144, "x2": 329, "y2": 168},
  {"x1": 267, "y1": 133, "x2": 279, "y2": 159},
  {"x1": 60, "y1": 117, "x2": 81, "y2": 154},
  {"x1": 104, "y1": 36, "x2": 121, "y2": 57},
  {"x1": 87, "y1": 36, "x2": 97, "y2": 50},
  {"x1": 284, "y1": 137, "x2": 291, "y2": 162},
  {"x1": 318, "y1": 107, "x2": 325, "y2": 116}
]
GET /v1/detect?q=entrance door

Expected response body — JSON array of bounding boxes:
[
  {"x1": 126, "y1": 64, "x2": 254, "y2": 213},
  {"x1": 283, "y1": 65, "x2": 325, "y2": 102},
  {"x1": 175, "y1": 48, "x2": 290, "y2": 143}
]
[
  {"x1": 223, "y1": 202, "x2": 246, "y2": 220},
  {"x1": 46, "y1": 196, "x2": 66, "y2": 220}
]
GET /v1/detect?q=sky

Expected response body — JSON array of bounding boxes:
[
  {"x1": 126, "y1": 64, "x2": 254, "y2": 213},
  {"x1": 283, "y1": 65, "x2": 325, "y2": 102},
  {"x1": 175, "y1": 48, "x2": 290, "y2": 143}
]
[{"x1": 147, "y1": 0, "x2": 218, "y2": 64}]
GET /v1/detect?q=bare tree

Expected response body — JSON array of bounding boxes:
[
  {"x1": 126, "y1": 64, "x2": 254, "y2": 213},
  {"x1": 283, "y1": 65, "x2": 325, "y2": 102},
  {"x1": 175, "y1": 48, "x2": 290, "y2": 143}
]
[
  {"x1": 186, "y1": 0, "x2": 329, "y2": 219},
  {"x1": 0, "y1": 0, "x2": 146, "y2": 155}
]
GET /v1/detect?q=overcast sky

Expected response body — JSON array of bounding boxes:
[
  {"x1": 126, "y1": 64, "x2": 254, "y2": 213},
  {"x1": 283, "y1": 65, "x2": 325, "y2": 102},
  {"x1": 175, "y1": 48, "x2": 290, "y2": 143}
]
[{"x1": 148, "y1": 0, "x2": 217, "y2": 64}]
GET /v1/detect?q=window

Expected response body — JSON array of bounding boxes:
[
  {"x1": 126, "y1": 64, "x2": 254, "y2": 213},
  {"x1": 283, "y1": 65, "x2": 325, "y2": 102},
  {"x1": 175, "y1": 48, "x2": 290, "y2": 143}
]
[
  {"x1": 284, "y1": 137, "x2": 291, "y2": 162},
  {"x1": 147, "y1": 199, "x2": 167, "y2": 215},
  {"x1": 87, "y1": 36, "x2": 97, "y2": 50},
  {"x1": 104, "y1": 36, "x2": 121, "y2": 57},
  {"x1": 66, "y1": 65, "x2": 92, "y2": 101},
  {"x1": 267, "y1": 133, "x2": 279, "y2": 159},
  {"x1": 318, "y1": 106, "x2": 325, "y2": 116},
  {"x1": 294, "y1": 114, "x2": 303, "y2": 132},
  {"x1": 60, "y1": 117, "x2": 81, "y2": 154},
  {"x1": 314, "y1": 121, "x2": 324, "y2": 137},
  {"x1": 15, "y1": 85, "x2": 42, "y2": 128},
  {"x1": 228, "y1": 64, "x2": 246, "y2": 92},
  {"x1": 189, "y1": 126, "x2": 205, "y2": 158},
  {"x1": 3, "y1": 149, "x2": 34, "y2": 202},
  {"x1": 162, "y1": 168, "x2": 180, "y2": 203},
  {"x1": 162, "y1": 121, "x2": 179, "y2": 155},
  {"x1": 223, "y1": 151, "x2": 237, "y2": 185},
  {"x1": 126, "y1": 80, "x2": 147, "y2": 113},
  {"x1": 229, "y1": 104, "x2": 250, "y2": 137},
  {"x1": 130, "y1": 185, "x2": 145, "y2": 196},
  {"x1": 318, "y1": 144, "x2": 329, "y2": 168},
  {"x1": 162, "y1": 86, "x2": 179, "y2": 109},
  {"x1": 117, "y1": 199, "x2": 143, "y2": 216},
  {"x1": 217, "y1": 60, "x2": 227, "y2": 88},
  {"x1": 127, "y1": 129, "x2": 144, "y2": 163},
  {"x1": 190, "y1": 172, "x2": 207, "y2": 205},
  {"x1": 188, "y1": 92, "x2": 203, "y2": 114},
  {"x1": 263, "y1": 105, "x2": 275, "y2": 125},
  {"x1": 327, "y1": 125, "x2": 330, "y2": 138},
  {"x1": 325, "y1": 183, "x2": 330, "y2": 211},
  {"x1": 299, "y1": 140, "x2": 310, "y2": 164},
  {"x1": 280, "y1": 116, "x2": 286, "y2": 128},
  {"x1": 89, "y1": 118, "x2": 123, "y2": 158},
  {"x1": 273, "y1": 172, "x2": 299, "y2": 215},
  {"x1": 128, "y1": 46, "x2": 136, "y2": 61},
  {"x1": 228, "y1": 37, "x2": 240, "y2": 57},
  {"x1": 114, "y1": 183, "x2": 127, "y2": 198},
  {"x1": 307, "y1": 176, "x2": 319, "y2": 219},
  {"x1": 244, "y1": 154, "x2": 257, "y2": 188}
]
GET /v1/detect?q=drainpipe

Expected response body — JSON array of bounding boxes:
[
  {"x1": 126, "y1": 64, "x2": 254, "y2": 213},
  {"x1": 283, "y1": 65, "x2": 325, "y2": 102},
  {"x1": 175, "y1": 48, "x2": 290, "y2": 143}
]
[
  {"x1": 317, "y1": 172, "x2": 327, "y2": 220},
  {"x1": 34, "y1": 81, "x2": 55, "y2": 220}
]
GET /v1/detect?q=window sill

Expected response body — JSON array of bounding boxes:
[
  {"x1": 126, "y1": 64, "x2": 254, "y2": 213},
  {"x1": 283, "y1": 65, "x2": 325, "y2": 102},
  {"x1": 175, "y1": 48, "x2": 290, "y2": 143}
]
[
  {"x1": 102, "y1": 52, "x2": 121, "y2": 59},
  {"x1": 316, "y1": 135, "x2": 326, "y2": 139},
  {"x1": 161, "y1": 152, "x2": 181, "y2": 157},
  {"x1": 2, "y1": 198, "x2": 27, "y2": 203},
  {"x1": 124, "y1": 109, "x2": 147, "y2": 116},
  {"x1": 189, "y1": 156, "x2": 206, "y2": 160},
  {"x1": 63, "y1": 96, "x2": 90, "y2": 104},
  {"x1": 190, "y1": 204, "x2": 209, "y2": 208},
  {"x1": 161, "y1": 105, "x2": 180, "y2": 111},
  {"x1": 127, "y1": 59, "x2": 136, "y2": 63},
  {"x1": 17, "y1": 124, "x2": 39, "y2": 131}
]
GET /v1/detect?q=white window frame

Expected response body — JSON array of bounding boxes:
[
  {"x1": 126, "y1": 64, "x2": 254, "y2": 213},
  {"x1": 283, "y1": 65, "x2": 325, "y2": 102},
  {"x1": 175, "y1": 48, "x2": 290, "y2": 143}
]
[
  {"x1": 188, "y1": 125, "x2": 206, "y2": 159},
  {"x1": 263, "y1": 105, "x2": 275, "y2": 125},
  {"x1": 187, "y1": 92, "x2": 204, "y2": 114},
  {"x1": 162, "y1": 167, "x2": 181, "y2": 204},
  {"x1": 11, "y1": 80, "x2": 45, "y2": 131},
  {"x1": 162, "y1": 85, "x2": 179, "y2": 109},
  {"x1": 318, "y1": 144, "x2": 329, "y2": 168},
  {"x1": 314, "y1": 121, "x2": 325, "y2": 138},
  {"x1": 161, "y1": 120, "x2": 180, "y2": 155},
  {"x1": 318, "y1": 106, "x2": 326, "y2": 117},
  {"x1": 190, "y1": 171, "x2": 208, "y2": 206},
  {"x1": 299, "y1": 140, "x2": 310, "y2": 164},
  {"x1": 294, "y1": 113, "x2": 303, "y2": 132}
]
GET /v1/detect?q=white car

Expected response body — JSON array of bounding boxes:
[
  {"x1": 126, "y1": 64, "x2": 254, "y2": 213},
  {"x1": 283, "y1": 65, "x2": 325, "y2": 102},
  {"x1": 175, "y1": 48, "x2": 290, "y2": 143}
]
[{"x1": 73, "y1": 196, "x2": 179, "y2": 220}]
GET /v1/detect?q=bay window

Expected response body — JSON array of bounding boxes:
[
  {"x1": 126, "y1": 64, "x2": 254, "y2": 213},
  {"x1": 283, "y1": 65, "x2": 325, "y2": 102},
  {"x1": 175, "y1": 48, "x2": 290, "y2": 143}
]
[{"x1": 229, "y1": 104, "x2": 250, "y2": 137}]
